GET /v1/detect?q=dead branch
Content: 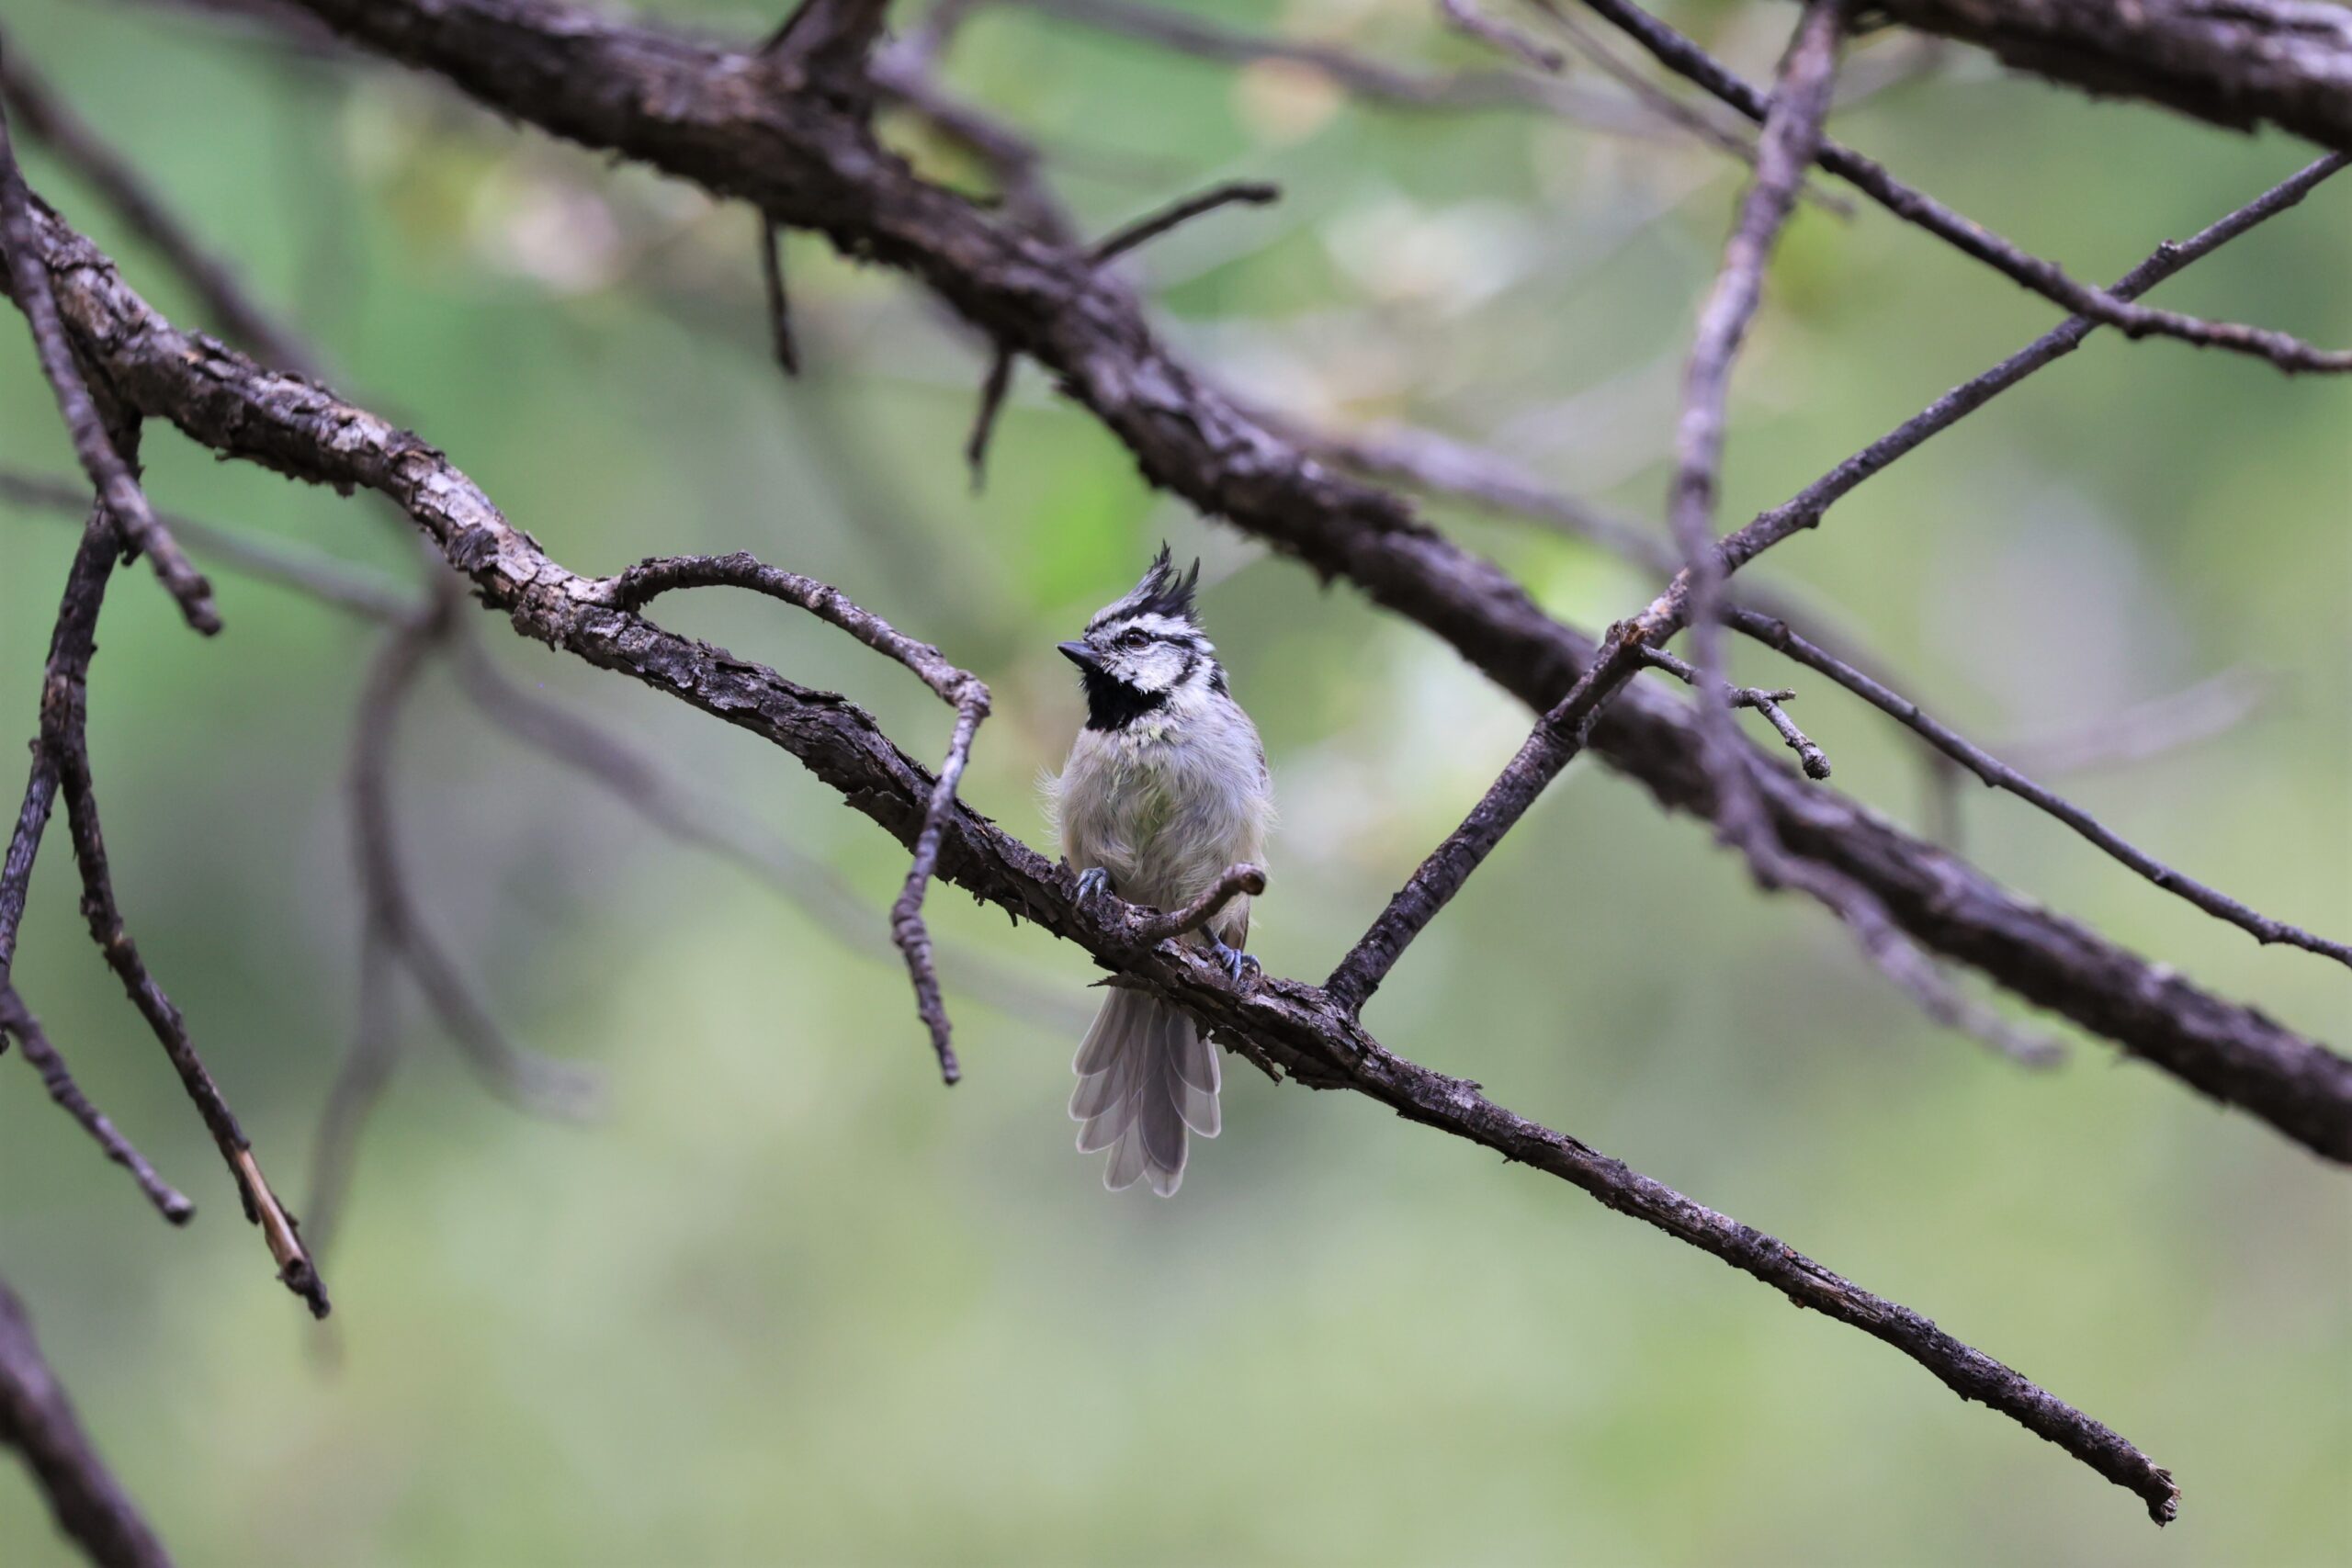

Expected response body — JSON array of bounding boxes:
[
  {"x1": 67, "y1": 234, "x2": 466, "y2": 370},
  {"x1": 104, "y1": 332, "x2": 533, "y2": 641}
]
[
  {"x1": 605, "y1": 551, "x2": 991, "y2": 1083},
  {"x1": 348, "y1": 594, "x2": 607, "y2": 1118},
  {"x1": 1125, "y1": 863, "x2": 1268, "y2": 946},
  {"x1": 0, "y1": 434, "x2": 323, "y2": 1314},
  {"x1": 1090, "y1": 179, "x2": 1281, "y2": 264},
  {"x1": 0, "y1": 986, "x2": 194, "y2": 1223},
  {"x1": 56, "y1": 1, "x2": 2352, "y2": 1156},
  {"x1": 1873, "y1": 0, "x2": 2352, "y2": 150},
  {"x1": 1538, "y1": 0, "x2": 2352, "y2": 372},
  {"x1": 0, "y1": 106, "x2": 218, "y2": 631},
  {"x1": 6, "y1": 200, "x2": 2184, "y2": 1518},
  {"x1": 0, "y1": 1275, "x2": 171, "y2": 1568}
]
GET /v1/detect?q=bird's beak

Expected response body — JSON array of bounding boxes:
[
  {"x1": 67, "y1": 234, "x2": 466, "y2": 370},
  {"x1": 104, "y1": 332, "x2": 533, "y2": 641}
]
[{"x1": 1057, "y1": 640, "x2": 1102, "y2": 671}]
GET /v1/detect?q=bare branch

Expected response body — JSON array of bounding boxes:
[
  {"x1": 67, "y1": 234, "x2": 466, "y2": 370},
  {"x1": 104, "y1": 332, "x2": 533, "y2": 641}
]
[
  {"x1": 605, "y1": 551, "x2": 991, "y2": 1083},
  {"x1": 349, "y1": 598, "x2": 607, "y2": 1117},
  {"x1": 1872, "y1": 0, "x2": 2352, "y2": 150},
  {"x1": 1125, "y1": 863, "x2": 1267, "y2": 946},
  {"x1": 964, "y1": 346, "x2": 1014, "y2": 491},
  {"x1": 0, "y1": 986, "x2": 195, "y2": 1224},
  {"x1": 0, "y1": 104, "x2": 219, "y2": 632},
  {"x1": 1635, "y1": 644, "x2": 1830, "y2": 781},
  {"x1": 1090, "y1": 179, "x2": 1280, "y2": 265},
  {"x1": 0, "y1": 1275, "x2": 172, "y2": 1568},
  {"x1": 0, "y1": 429, "x2": 324, "y2": 1314},
  {"x1": 1540, "y1": 0, "x2": 2352, "y2": 372},
  {"x1": 1728, "y1": 609, "x2": 2351, "y2": 968},
  {"x1": 0, "y1": 468, "x2": 410, "y2": 621},
  {"x1": 21, "y1": 211, "x2": 2175, "y2": 1515},
  {"x1": 1436, "y1": 0, "x2": 1565, "y2": 72},
  {"x1": 1713, "y1": 152, "x2": 2351, "y2": 577},
  {"x1": 53, "y1": 6, "x2": 2352, "y2": 1156},
  {"x1": 1665, "y1": 0, "x2": 1843, "y2": 854},
  {"x1": 756, "y1": 216, "x2": 800, "y2": 377},
  {"x1": 1996, "y1": 669, "x2": 2272, "y2": 778},
  {"x1": 52, "y1": 638, "x2": 327, "y2": 1316}
]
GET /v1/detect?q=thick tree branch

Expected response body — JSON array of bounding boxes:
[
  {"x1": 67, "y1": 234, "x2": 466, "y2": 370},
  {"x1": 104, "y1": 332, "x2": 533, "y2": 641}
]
[
  {"x1": 66, "y1": 1, "x2": 2352, "y2": 1158},
  {"x1": 1874, "y1": 0, "x2": 2352, "y2": 150},
  {"x1": 7, "y1": 204, "x2": 2179, "y2": 1521}
]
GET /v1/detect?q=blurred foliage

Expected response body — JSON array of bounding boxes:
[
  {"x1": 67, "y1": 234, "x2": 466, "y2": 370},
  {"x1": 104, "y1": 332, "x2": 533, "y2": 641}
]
[{"x1": 0, "y1": 0, "x2": 2347, "y2": 1563}]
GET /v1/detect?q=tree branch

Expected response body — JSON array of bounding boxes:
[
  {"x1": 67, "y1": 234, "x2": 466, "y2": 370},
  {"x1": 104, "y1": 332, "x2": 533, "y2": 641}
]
[
  {"x1": 65, "y1": 0, "x2": 2352, "y2": 1157},
  {"x1": 0, "y1": 107, "x2": 218, "y2": 632},
  {"x1": 7, "y1": 202, "x2": 2179, "y2": 1519},
  {"x1": 0, "y1": 986, "x2": 195, "y2": 1223},
  {"x1": 1873, "y1": 0, "x2": 2352, "y2": 150},
  {"x1": 1539, "y1": 0, "x2": 2352, "y2": 371},
  {"x1": 605, "y1": 551, "x2": 991, "y2": 1083},
  {"x1": 0, "y1": 1275, "x2": 172, "y2": 1568}
]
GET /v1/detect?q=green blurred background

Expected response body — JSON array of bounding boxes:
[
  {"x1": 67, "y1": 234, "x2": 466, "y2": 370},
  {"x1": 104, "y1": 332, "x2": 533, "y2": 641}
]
[{"x1": 1, "y1": 0, "x2": 2346, "y2": 1562}]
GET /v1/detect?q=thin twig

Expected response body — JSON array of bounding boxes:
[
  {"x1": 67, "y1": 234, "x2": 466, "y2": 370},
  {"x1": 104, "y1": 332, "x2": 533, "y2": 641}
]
[
  {"x1": 1636, "y1": 644, "x2": 1830, "y2": 780},
  {"x1": 964, "y1": 346, "x2": 1014, "y2": 491},
  {"x1": 605, "y1": 551, "x2": 991, "y2": 1082},
  {"x1": 349, "y1": 594, "x2": 606, "y2": 1116},
  {"x1": 52, "y1": 657, "x2": 328, "y2": 1315},
  {"x1": 1541, "y1": 0, "x2": 2352, "y2": 373},
  {"x1": 1125, "y1": 863, "x2": 1267, "y2": 945},
  {"x1": 1996, "y1": 669, "x2": 2272, "y2": 777},
  {"x1": 0, "y1": 104, "x2": 219, "y2": 632},
  {"x1": 756, "y1": 214, "x2": 799, "y2": 376},
  {"x1": 1729, "y1": 609, "x2": 2351, "y2": 968},
  {"x1": 0, "y1": 986, "x2": 195, "y2": 1224},
  {"x1": 1090, "y1": 179, "x2": 1280, "y2": 264},
  {"x1": 0, "y1": 468, "x2": 411, "y2": 620},
  {"x1": 1436, "y1": 0, "x2": 1564, "y2": 72},
  {"x1": 1715, "y1": 153, "x2": 2352, "y2": 578}
]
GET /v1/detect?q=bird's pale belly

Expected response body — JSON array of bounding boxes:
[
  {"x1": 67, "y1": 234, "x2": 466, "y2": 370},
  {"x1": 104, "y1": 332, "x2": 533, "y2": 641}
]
[{"x1": 1061, "y1": 723, "x2": 1254, "y2": 916}]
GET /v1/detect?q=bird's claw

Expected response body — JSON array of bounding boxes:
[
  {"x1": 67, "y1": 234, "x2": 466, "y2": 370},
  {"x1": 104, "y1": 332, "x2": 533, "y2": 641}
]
[
  {"x1": 1207, "y1": 934, "x2": 1260, "y2": 985},
  {"x1": 1075, "y1": 866, "x2": 1113, "y2": 901}
]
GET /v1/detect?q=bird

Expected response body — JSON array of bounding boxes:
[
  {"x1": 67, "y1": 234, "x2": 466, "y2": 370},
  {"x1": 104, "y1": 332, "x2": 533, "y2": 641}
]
[{"x1": 1046, "y1": 546, "x2": 1273, "y2": 1196}]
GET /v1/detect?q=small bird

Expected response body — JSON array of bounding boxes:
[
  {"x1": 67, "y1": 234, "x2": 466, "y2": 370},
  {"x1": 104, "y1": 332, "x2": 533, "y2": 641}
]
[{"x1": 1047, "y1": 547, "x2": 1273, "y2": 1196}]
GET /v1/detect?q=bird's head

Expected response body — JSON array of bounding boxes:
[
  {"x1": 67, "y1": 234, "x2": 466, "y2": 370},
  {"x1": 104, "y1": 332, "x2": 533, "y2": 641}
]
[{"x1": 1059, "y1": 545, "x2": 1220, "y2": 729}]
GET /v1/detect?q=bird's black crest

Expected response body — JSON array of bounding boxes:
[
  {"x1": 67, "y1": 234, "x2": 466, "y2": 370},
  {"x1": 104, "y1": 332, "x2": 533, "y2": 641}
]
[{"x1": 1127, "y1": 543, "x2": 1201, "y2": 625}]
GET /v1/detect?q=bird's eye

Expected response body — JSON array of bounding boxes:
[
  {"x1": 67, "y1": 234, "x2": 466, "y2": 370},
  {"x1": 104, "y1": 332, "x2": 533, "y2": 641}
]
[{"x1": 1118, "y1": 630, "x2": 1148, "y2": 648}]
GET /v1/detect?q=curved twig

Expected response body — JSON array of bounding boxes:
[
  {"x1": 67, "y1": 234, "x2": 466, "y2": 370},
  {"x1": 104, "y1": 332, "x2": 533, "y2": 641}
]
[{"x1": 605, "y1": 551, "x2": 991, "y2": 1082}]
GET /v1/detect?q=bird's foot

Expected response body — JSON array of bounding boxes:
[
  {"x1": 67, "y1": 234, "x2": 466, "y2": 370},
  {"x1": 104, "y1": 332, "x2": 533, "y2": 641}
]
[
  {"x1": 1207, "y1": 933, "x2": 1261, "y2": 985},
  {"x1": 1075, "y1": 865, "x2": 1113, "y2": 901}
]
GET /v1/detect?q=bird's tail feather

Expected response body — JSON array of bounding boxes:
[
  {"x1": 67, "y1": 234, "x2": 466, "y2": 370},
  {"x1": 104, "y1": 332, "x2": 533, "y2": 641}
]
[{"x1": 1071, "y1": 988, "x2": 1219, "y2": 1196}]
